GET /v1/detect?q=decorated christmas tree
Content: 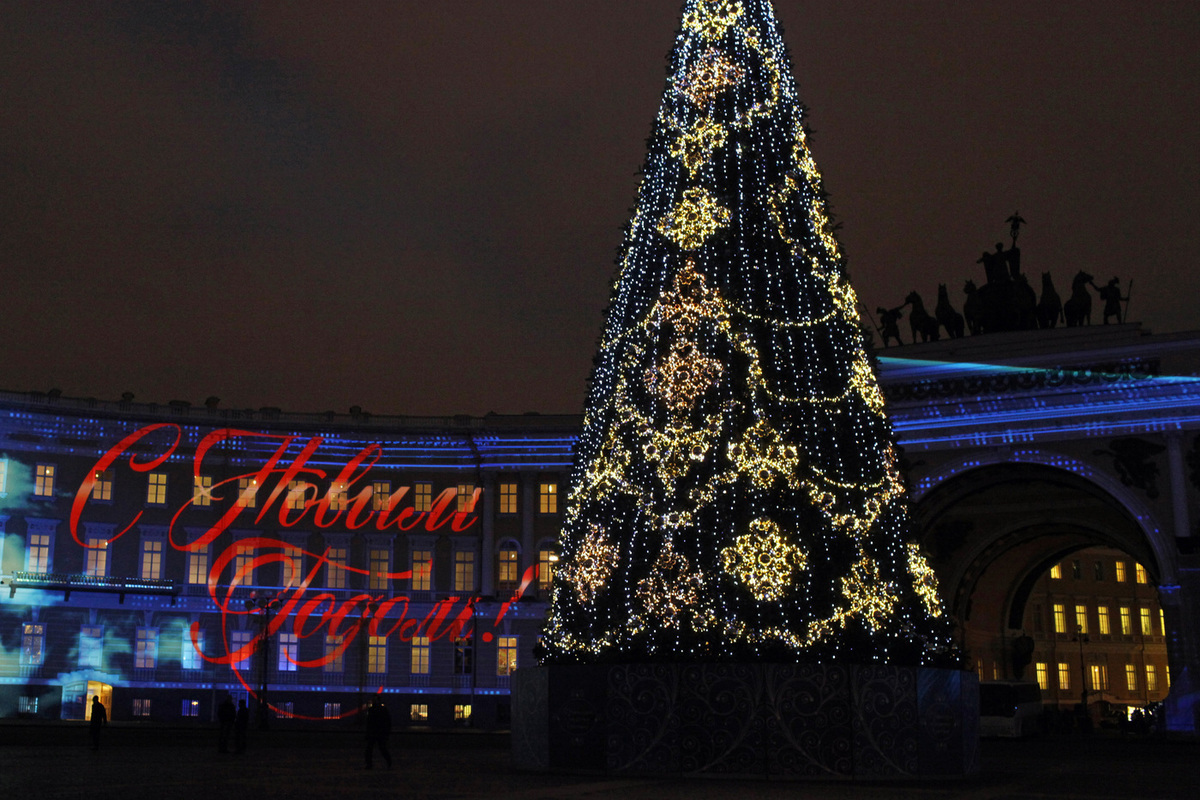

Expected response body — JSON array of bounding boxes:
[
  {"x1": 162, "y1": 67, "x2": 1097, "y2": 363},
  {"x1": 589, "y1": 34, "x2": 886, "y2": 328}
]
[{"x1": 542, "y1": 0, "x2": 954, "y2": 666}]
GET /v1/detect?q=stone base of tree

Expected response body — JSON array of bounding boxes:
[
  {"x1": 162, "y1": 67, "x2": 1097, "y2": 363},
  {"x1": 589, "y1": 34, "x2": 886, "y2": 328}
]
[{"x1": 511, "y1": 662, "x2": 978, "y2": 780}]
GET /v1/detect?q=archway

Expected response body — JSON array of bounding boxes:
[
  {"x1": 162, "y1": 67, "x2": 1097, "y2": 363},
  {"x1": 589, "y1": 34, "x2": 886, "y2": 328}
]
[{"x1": 912, "y1": 463, "x2": 1172, "y2": 726}]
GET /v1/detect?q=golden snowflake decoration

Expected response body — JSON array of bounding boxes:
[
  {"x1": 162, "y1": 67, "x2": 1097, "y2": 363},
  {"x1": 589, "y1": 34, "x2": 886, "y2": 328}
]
[
  {"x1": 683, "y1": 0, "x2": 744, "y2": 42},
  {"x1": 676, "y1": 48, "x2": 746, "y2": 107},
  {"x1": 726, "y1": 419, "x2": 803, "y2": 489},
  {"x1": 906, "y1": 543, "x2": 944, "y2": 619},
  {"x1": 645, "y1": 339, "x2": 724, "y2": 413},
  {"x1": 560, "y1": 525, "x2": 621, "y2": 605},
  {"x1": 670, "y1": 118, "x2": 728, "y2": 177},
  {"x1": 636, "y1": 538, "x2": 704, "y2": 629},
  {"x1": 721, "y1": 518, "x2": 808, "y2": 602},
  {"x1": 839, "y1": 557, "x2": 899, "y2": 632},
  {"x1": 658, "y1": 187, "x2": 731, "y2": 250}
]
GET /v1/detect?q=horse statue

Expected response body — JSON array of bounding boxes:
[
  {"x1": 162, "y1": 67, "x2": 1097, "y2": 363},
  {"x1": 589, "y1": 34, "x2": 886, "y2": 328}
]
[
  {"x1": 1036, "y1": 272, "x2": 1063, "y2": 329},
  {"x1": 1063, "y1": 270, "x2": 1094, "y2": 327},
  {"x1": 905, "y1": 290, "x2": 941, "y2": 343},
  {"x1": 963, "y1": 280, "x2": 983, "y2": 335},
  {"x1": 935, "y1": 284, "x2": 965, "y2": 339}
]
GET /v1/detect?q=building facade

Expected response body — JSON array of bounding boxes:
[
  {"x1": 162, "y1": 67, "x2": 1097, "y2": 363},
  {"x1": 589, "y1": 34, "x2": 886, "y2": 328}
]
[
  {"x1": 0, "y1": 403, "x2": 577, "y2": 728},
  {"x1": 3, "y1": 324, "x2": 1200, "y2": 731}
]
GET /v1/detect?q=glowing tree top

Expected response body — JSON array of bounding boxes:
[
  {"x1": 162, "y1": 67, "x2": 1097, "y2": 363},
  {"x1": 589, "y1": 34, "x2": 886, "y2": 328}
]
[{"x1": 541, "y1": 0, "x2": 954, "y2": 665}]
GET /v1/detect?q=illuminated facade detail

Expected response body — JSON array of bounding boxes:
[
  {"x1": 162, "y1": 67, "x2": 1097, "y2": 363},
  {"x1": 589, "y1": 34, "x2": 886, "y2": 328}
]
[
  {"x1": 720, "y1": 519, "x2": 807, "y2": 602},
  {"x1": 657, "y1": 187, "x2": 731, "y2": 250}
]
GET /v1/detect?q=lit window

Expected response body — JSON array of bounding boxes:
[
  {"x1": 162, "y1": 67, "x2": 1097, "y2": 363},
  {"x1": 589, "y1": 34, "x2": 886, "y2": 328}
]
[
  {"x1": 1140, "y1": 607, "x2": 1153, "y2": 636},
  {"x1": 84, "y1": 537, "x2": 108, "y2": 578},
  {"x1": 1090, "y1": 664, "x2": 1108, "y2": 691},
  {"x1": 188, "y1": 549, "x2": 209, "y2": 585},
  {"x1": 498, "y1": 544, "x2": 519, "y2": 588},
  {"x1": 181, "y1": 630, "x2": 203, "y2": 670},
  {"x1": 285, "y1": 480, "x2": 308, "y2": 511},
  {"x1": 372, "y1": 480, "x2": 392, "y2": 511},
  {"x1": 21, "y1": 624, "x2": 45, "y2": 666},
  {"x1": 1057, "y1": 662, "x2": 1070, "y2": 691},
  {"x1": 369, "y1": 548, "x2": 390, "y2": 591},
  {"x1": 1120, "y1": 606, "x2": 1133, "y2": 635},
  {"x1": 79, "y1": 625, "x2": 104, "y2": 669},
  {"x1": 497, "y1": 636, "x2": 518, "y2": 676},
  {"x1": 1052, "y1": 603, "x2": 1066, "y2": 634},
  {"x1": 181, "y1": 699, "x2": 200, "y2": 718},
  {"x1": 17, "y1": 697, "x2": 38, "y2": 715},
  {"x1": 324, "y1": 635, "x2": 344, "y2": 673},
  {"x1": 1146, "y1": 665, "x2": 1159, "y2": 692},
  {"x1": 1135, "y1": 563, "x2": 1148, "y2": 584},
  {"x1": 455, "y1": 704, "x2": 472, "y2": 723},
  {"x1": 230, "y1": 631, "x2": 253, "y2": 671},
  {"x1": 1049, "y1": 563, "x2": 1062, "y2": 580},
  {"x1": 237, "y1": 477, "x2": 258, "y2": 508},
  {"x1": 133, "y1": 699, "x2": 151, "y2": 717},
  {"x1": 34, "y1": 464, "x2": 55, "y2": 497},
  {"x1": 233, "y1": 542, "x2": 255, "y2": 586},
  {"x1": 141, "y1": 538, "x2": 163, "y2": 581},
  {"x1": 1115, "y1": 561, "x2": 1127, "y2": 582},
  {"x1": 26, "y1": 533, "x2": 51, "y2": 573},
  {"x1": 0, "y1": 458, "x2": 7, "y2": 493},
  {"x1": 135, "y1": 628, "x2": 158, "y2": 669},
  {"x1": 1125, "y1": 664, "x2": 1138, "y2": 691},
  {"x1": 147, "y1": 473, "x2": 167, "y2": 505},
  {"x1": 1097, "y1": 606, "x2": 1110, "y2": 635},
  {"x1": 92, "y1": 469, "x2": 114, "y2": 501},
  {"x1": 1035, "y1": 662, "x2": 1048, "y2": 690},
  {"x1": 280, "y1": 545, "x2": 303, "y2": 589},
  {"x1": 454, "y1": 550, "x2": 475, "y2": 592},
  {"x1": 368, "y1": 636, "x2": 387, "y2": 674},
  {"x1": 454, "y1": 637, "x2": 473, "y2": 675},
  {"x1": 192, "y1": 475, "x2": 213, "y2": 507},
  {"x1": 499, "y1": 482, "x2": 518, "y2": 514},
  {"x1": 538, "y1": 482, "x2": 557, "y2": 514},
  {"x1": 326, "y1": 547, "x2": 347, "y2": 589},
  {"x1": 277, "y1": 633, "x2": 298, "y2": 672},
  {"x1": 410, "y1": 704, "x2": 428, "y2": 722},
  {"x1": 274, "y1": 702, "x2": 293, "y2": 718},
  {"x1": 1160, "y1": 609, "x2": 1166, "y2": 637},
  {"x1": 456, "y1": 484, "x2": 477, "y2": 513},
  {"x1": 1074, "y1": 604, "x2": 1088, "y2": 635},
  {"x1": 324, "y1": 702, "x2": 341, "y2": 719},
  {"x1": 538, "y1": 547, "x2": 558, "y2": 591},
  {"x1": 414, "y1": 483, "x2": 432, "y2": 512},
  {"x1": 327, "y1": 483, "x2": 346, "y2": 511},
  {"x1": 410, "y1": 636, "x2": 430, "y2": 675},
  {"x1": 411, "y1": 550, "x2": 432, "y2": 592}
]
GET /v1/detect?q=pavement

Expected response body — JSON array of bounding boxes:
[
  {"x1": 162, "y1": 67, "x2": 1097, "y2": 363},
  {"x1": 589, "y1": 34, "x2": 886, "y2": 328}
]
[{"x1": 0, "y1": 723, "x2": 1195, "y2": 800}]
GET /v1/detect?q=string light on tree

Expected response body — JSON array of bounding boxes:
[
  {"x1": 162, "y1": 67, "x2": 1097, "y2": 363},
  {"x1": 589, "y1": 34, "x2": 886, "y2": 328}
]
[{"x1": 542, "y1": 0, "x2": 955, "y2": 667}]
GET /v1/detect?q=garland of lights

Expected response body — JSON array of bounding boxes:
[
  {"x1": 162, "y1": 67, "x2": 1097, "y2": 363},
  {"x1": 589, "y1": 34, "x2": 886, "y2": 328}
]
[{"x1": 543, "y1": 0, "x2": 954, "y2": 666}]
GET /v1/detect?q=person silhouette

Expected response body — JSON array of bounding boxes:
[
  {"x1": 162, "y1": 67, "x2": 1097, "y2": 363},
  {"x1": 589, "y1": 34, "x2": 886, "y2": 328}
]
[
  {"x1": 1092, "y1": 277, "x2": 1127, "y2": 324},
  {"x1": 218, "y1": 696, "x2": 236, "y2": 753},
  {"x1": 234, "y1": 699, "x2": 249, "y2": 754},
  {"x1": 89, "y1": 695, "x2": 107, "y2": 750},
  {"x1": 365, "y1": 695, "x2": 393, "y2": 770}
]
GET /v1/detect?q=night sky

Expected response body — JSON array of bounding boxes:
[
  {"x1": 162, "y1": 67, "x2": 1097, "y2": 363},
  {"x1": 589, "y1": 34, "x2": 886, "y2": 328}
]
[{"x1": 4, "y1": 1, "x2": 1198, "y2": 417}]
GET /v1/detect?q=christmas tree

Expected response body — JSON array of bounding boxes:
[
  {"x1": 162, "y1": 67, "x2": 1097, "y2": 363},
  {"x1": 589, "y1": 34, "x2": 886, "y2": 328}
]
[{"x1": 541, "y1": 0, "x2": 953, "y2": 666}]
